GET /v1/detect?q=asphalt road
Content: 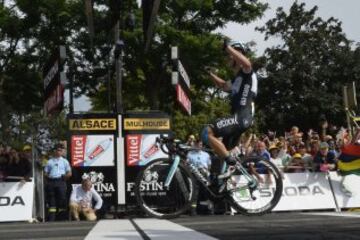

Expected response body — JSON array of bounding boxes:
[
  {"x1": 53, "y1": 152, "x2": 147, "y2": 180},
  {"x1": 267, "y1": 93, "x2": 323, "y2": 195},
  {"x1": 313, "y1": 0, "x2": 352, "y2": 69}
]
[{"x1": 1, "y1": 212, "x2": 360, "y2": 240}]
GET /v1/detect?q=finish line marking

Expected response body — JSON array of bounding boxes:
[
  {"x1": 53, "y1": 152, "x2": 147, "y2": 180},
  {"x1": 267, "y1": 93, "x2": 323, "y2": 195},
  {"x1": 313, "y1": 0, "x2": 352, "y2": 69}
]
[
  {"x1": 302, "y1": 212, "x2": 360, "y2": 218},
  {"x1": 84, "y1": 219, "x2": 218, "y2": 240}
]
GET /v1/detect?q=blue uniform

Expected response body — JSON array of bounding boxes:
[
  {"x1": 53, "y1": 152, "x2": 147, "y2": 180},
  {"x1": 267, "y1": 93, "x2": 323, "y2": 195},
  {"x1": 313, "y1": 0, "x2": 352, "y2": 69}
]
[
  {"x1": 45, "y1": 156, "x2": 71, "y2": 221},
  {"x1": 44, "y1": 157, "x2": 71, "y2": 179},
  {"x1": 187, "y1": 150, "x2": 211, "y2": 170}
]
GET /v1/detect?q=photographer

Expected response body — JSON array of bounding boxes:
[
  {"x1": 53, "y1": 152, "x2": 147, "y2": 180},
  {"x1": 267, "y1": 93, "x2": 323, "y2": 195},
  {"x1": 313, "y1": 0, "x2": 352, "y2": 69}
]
[
  {"x1": 44, "y1": 144, "x2": 72, "y2": 221},
  {"x1": 69, "y1": 177, "x2": 103, "y2": 221}
]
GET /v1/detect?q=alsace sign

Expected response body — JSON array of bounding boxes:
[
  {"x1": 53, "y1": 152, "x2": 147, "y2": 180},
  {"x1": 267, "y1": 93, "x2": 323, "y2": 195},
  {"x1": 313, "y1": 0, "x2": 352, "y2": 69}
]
[{"x1": 69, "y1": 118, "x2": 117, "y2": 131}]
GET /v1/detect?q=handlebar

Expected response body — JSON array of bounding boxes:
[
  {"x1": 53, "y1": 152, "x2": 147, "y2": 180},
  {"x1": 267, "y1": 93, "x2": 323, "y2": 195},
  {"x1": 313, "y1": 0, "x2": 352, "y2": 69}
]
[{"x1": 156, "y1": 134, "x2": 182, "y2": 155}]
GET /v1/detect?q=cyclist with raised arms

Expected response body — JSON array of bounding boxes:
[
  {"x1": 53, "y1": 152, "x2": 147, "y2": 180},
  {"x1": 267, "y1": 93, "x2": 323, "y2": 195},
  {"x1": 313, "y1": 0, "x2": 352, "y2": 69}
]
[{"x1": 202, "y1": 39, "x2": 258, "y2": 166}]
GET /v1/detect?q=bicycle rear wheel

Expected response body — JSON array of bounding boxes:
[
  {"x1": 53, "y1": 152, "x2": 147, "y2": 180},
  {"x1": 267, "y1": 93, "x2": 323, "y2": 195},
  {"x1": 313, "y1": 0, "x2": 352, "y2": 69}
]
[
  {"x1": 226, "y1": 157, "x2": 283, "y2": 216},
  {"x1": 135, "y1": 158, "x2": 198, "y2": 219}
]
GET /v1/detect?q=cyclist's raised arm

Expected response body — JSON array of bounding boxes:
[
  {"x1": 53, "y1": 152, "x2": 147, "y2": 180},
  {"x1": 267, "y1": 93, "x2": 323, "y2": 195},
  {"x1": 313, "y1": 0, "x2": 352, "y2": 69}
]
[
  {"x1": 209, "y1": 71, "x2": 231, "y2": 92},
  {"x1": 225, "y1": 43, "x2": 252, "y2": 74}
]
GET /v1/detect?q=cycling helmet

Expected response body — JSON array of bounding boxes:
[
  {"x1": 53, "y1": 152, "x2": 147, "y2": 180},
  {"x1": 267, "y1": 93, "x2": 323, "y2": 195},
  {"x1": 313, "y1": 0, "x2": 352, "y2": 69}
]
[{"x1": 230, "y1": 41, "x2": 247, "y2": 54}]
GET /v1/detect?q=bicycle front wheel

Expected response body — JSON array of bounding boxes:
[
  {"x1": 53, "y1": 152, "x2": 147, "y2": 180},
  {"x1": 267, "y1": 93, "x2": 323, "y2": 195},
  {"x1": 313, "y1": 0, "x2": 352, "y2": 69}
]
[
  {"x1": 134, "y1": 158, "x2": 198, "y2": 219},
  {"x1": 226, "y1": 157, "x2": 283, "y2": 216}
]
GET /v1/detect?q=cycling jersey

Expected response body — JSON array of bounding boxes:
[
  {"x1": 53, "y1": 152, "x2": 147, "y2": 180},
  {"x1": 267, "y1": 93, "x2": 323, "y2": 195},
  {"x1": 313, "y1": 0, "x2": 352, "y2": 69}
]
[
  {"x1": 208, "y1": 70, "x2": 258, "y2": 149},
  {"x1": 229, "y1": 70, "x2": 258, "y2": 114}
]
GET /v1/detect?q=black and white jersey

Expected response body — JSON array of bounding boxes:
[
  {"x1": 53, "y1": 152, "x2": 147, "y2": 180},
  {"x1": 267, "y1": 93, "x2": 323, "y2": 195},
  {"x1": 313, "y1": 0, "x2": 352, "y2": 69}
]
[{"x1": 229, "y1": 70, "x2": 258, "y2": 114}]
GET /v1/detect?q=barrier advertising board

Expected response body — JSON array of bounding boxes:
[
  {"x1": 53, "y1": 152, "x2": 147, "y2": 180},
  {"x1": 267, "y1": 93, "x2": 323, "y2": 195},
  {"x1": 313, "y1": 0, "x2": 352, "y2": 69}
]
[
  {"x1": 328, "y1": 172, "x2": 360, "y2": 209},
  {"x1": 71, "y1": 134, "x2": 115, "y2": 167},
  {"x1": 68, "y1": 113, "x2": 119, "y2": 206},
  {"x1": 0, "y1": 181, "x2": 34, "y2": 222},
  {"x1": 273, "y1": 172, "x2": 336, "y2": 211},
  {"x1": 126, "y1": 134, "x2": 168, "y2": 166},
  {"x1": 123, "y1": 111, "x2": 171, "y2": 206},
  {"x1": 71, "y1": 167, "x2": 117, "y2": 205}
]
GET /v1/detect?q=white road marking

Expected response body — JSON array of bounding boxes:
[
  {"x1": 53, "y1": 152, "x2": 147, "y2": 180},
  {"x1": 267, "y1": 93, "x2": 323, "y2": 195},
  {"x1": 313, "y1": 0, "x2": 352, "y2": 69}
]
[
  {"x1": 303, "y1": 212, "x2": 360, "y2": 218},
  {"x1": 84, "y1": 219, "x2": 218, "y2": 240},
  {"x1": 135, "y1": 218, "x2": 218, "y2": 240},
  {"x1": 84, "y1": 219, "x2": 142, "y2": 240}
]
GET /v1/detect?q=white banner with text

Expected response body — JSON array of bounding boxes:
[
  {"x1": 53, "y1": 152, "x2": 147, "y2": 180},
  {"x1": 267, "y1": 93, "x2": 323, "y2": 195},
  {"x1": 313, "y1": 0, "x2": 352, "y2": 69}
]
[{"x1": 0, "y1": 181, "x2": 34, "y2": 222}]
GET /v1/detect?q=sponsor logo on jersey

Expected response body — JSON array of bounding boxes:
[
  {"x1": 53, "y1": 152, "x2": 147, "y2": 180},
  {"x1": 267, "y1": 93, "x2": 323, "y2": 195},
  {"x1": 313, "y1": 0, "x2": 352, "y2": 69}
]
[
  {"x1": 240, "y1": 84, "x2": 250, "y2": 106},
  {"x1": 216, "y1": 117, "x2": 239, "y2": 129}
]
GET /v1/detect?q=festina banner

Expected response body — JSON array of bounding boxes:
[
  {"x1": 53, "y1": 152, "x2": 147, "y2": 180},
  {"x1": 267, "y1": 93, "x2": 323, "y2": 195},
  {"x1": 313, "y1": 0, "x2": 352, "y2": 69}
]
[
  {"x1": 71, "y1": 135, "x2": 115, "y2": 167},
  {"x1": 126, "y1": 134, "x2": 168, "y2": 166},
  {"x1": 0, "y1": 181, "x2": 34, "y2": 222},
  {"x1": 125, "y1": 167, "x2": 169, "y2": 205},
  {"x1": 71, "y1": 167, "x2": 117, "y2": 205}
]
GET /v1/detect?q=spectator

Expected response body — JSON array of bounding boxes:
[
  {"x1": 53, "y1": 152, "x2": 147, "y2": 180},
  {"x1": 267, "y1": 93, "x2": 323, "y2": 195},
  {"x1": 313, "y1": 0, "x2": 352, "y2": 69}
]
[
  {"x1": 288, "y1": 133, "x2": 303, "y2": 156},
  {"x1": 313, "y1": 142, "x2": 337, "y2": 172},
  {"x1": 249, "y1": 141, "x2": 271, "y2": 183},
  {"x1": 298, "y1": 143, "x2": 314, "y2": 171},
  {"x1": 69, "y1": 177, "x2": 103, "y2": 221},
  {"x1": 285, "y1": 153, "x2": 307, "y2": 173},
  {"x1": 327, "y1": 139, "x2": 339, "y2": 157},
  {"x1": 186, "y1": 134, "x2": 196, "y2": 147},
  {"x1": 0, "y1": 145, "x2": 7, "y2": 181},
  {"x1": 309, "y1": 140, "x2": 320, "y2": 157},
  {"x1": 276, "y1": 141, "x2": 292, "y2": 168},
  {"x1": 6, "y1": 148, "x2": 32, "y2": 182},
  {"x1": 44, "y1": 144, "x2": 72, "y2": 221},
  {"x1": 186, "y1": 139, "x2": 213, "y2": 215},
  {"x1": 269, "y1": 144, "x2": 284, "y2": 171}
]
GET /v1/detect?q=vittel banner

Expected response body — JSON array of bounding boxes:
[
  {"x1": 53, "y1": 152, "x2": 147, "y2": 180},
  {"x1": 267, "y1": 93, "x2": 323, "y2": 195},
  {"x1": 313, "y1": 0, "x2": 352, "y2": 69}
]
[
  {"x1": 126, "y1": 134, "x2": 168, "y2": 166},
  {"x1": 71, "y1": 135, "x2": 115, "y2": 167}
]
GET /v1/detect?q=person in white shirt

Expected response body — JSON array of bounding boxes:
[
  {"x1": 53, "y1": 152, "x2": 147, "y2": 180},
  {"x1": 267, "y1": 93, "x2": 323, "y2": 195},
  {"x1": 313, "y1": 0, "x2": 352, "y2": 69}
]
[{"x1": 69, "y1": 177, "x2": 103, "y2": 221}]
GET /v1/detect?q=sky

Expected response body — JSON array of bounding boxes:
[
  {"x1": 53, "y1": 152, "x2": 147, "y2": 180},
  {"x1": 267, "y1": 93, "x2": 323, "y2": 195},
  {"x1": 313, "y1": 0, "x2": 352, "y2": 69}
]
[
  {"x1": 220, "y1": 0, "x2": 360, "y2": 55},
  {"x1": 70, "y1": 0, "x2": 360, "y2": 112}
]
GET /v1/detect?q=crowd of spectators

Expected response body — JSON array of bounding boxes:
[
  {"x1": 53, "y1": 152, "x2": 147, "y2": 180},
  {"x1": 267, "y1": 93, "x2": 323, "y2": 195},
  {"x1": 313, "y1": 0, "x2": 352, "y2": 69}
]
[
  {"x1": 237, "y1": 125, "x2": 345, "y2": 174},
  {"x1": 0, "y1": 144, "x2": 32, "y2": 182}
]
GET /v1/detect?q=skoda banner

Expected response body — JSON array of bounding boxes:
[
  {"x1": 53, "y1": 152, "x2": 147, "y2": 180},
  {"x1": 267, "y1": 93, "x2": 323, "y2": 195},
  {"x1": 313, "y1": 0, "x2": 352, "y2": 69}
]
[{"x1": 0, "y1": 181, "x2": 34, "y2": 222}]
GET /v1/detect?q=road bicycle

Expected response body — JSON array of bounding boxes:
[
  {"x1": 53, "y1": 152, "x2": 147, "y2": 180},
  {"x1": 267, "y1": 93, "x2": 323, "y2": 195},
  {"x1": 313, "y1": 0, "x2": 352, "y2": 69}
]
[{"x1": 134, "y1": 134, "x2": 283, "y2": 219}]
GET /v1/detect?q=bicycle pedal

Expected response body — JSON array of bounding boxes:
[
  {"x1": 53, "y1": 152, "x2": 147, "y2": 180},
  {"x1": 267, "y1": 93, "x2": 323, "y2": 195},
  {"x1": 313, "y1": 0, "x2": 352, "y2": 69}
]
[
  {"x1": 218, "y1": 183, "x2": 227, "y2": 193},
  {"x1": 217, "y1": 166, "x2": 236, "y2": 180}
]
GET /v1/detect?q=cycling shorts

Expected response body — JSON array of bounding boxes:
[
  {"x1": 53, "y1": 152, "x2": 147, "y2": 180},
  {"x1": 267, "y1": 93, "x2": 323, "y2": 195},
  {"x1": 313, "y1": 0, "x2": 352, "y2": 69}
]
[{"x1": 209, "y1": 108, "x2": 253, "y2": 149}]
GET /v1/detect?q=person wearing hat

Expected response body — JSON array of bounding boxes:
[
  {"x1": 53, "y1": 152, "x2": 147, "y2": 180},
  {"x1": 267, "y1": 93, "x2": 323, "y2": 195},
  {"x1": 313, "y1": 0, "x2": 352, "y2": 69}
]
[
  {"x1": 313, "y1": 142, "x2": 337, "y2": 172},
  {"x1": 44, "y1": 144, "x2": 72, "y2": 221},
  {"x1": 269, "y1": 144, "x2": 283, "y2": 170},
  {"x1": 69, "y1": 177, "x2": 103, "y2": 221},
  {"x1": 285, "y1": 153, "x2": 307, "y2": 173}
]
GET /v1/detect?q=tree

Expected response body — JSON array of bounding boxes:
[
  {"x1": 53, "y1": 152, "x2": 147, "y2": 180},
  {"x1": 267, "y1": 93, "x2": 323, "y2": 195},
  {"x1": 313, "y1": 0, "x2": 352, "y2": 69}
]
[
  {"x1": 91, "y1": 0, "x2": 268, "y2": 138},
  {"x1": 0, "y1": 0, "x2": 268, "y2": 143},
  {"x1": 256, "y1": 2, "x2": 360, "y2": 133}
]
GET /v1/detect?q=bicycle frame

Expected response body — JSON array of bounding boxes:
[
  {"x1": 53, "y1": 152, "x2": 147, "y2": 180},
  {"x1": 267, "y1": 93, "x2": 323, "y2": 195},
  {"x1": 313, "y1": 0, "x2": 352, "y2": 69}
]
[{"x1": 164, "y1": 151, "x2": 258, "y2": 198}]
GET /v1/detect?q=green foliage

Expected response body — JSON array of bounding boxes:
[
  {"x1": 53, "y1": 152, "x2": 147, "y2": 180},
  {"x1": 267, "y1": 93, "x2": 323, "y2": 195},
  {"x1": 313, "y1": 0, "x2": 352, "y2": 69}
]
[{"x1": 255, "y1": 2, "x2": 360, "y2": 132}]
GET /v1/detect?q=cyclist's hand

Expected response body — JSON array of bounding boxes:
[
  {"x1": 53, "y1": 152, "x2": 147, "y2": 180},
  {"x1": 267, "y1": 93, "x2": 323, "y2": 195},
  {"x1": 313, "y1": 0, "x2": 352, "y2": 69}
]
[{"x1": 223, "y1": 38, "x2": 230, "y2": 51}]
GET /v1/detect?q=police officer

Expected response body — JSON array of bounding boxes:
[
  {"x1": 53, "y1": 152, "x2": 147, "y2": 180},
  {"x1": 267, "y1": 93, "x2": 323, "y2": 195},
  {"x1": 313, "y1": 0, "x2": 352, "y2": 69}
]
[{"x1": 44, "y1": 144, "x2": 72, "y2": 221}]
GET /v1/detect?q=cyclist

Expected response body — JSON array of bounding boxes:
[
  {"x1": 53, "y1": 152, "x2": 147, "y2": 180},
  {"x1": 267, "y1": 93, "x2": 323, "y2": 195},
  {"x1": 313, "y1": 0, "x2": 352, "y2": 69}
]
[{"x1": 202, "y1": 39, "x2": 258, "y2": 166}]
